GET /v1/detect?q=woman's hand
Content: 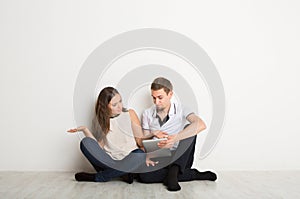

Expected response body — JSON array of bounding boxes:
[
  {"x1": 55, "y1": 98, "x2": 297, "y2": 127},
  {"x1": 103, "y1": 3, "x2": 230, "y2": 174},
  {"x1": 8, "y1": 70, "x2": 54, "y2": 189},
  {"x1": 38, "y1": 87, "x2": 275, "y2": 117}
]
[
  {"x1": 67, "y1": 126, "x2": 87, "y2": 133},
  {"x1": 67, "y1": 126, "x2": 96, "y2": 140},
  {"x1": 146, "y1": 155, "x2": 159, "y2": 167}
]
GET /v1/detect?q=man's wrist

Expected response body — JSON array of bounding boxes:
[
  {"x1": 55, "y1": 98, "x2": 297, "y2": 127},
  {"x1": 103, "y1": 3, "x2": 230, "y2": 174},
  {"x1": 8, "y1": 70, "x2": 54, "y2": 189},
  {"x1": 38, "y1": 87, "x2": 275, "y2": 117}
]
[
  {"x1": 174, "y1": 133, "x2": 181, "y2": 142},
  {"x1": 152, "y1": 130, "x2": 159, "y2": 137}
]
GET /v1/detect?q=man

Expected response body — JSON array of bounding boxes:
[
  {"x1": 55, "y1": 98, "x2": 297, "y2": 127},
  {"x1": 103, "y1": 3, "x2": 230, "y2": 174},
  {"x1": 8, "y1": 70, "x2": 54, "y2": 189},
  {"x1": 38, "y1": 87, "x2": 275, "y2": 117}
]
[{"x1": 138, "y1": 77, "x2": 217, "y2": 191}]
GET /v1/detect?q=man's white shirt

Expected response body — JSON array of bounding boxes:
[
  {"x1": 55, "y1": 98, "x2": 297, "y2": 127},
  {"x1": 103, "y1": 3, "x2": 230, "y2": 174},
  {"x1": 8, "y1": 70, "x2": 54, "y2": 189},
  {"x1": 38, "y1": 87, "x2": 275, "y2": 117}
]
[{"x1": 142, "y1": 102, "x2": 193, "y2": 150}]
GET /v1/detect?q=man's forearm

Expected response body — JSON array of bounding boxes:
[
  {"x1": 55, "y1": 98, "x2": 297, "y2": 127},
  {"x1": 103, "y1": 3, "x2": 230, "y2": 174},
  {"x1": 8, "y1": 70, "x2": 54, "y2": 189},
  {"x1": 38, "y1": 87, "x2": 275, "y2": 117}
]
[{"x1": 176, "y1": 121, "x2": 206, "y2": 141}]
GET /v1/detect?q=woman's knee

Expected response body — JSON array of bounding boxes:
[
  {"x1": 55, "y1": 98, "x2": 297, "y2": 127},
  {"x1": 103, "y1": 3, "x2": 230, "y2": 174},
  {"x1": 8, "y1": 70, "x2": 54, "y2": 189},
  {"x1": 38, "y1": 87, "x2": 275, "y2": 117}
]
[
  {"x1": 80, "y1": 138, "x2": 87, "y2": 153},
  {"x1": 80, "y1": 137, "x2": 96, "y2": 151},
  {"x1": 132, "y1": 148, "x2": 145, "y2": 153}
]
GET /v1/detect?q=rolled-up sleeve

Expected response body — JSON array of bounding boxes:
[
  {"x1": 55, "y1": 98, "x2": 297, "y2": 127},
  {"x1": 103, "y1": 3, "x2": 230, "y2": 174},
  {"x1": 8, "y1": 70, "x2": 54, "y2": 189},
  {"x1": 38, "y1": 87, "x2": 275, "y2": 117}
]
[{"x1": 182, "y1": 105, "x2": 194, "y2": 119}]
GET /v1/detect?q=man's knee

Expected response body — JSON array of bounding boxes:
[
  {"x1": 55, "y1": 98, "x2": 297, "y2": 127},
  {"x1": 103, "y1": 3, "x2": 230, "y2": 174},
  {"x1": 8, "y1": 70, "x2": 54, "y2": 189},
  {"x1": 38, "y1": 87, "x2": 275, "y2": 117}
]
[{"x1": 178, "y1": 135, "x2": 196, "y2": 151}]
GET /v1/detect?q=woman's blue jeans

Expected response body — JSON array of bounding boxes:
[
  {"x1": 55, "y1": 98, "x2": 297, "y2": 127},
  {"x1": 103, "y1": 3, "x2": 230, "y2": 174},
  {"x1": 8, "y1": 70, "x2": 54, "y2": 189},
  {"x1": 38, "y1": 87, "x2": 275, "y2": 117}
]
[{"x1": 80, "y1": 137, "x2": 146, "y2": 182}]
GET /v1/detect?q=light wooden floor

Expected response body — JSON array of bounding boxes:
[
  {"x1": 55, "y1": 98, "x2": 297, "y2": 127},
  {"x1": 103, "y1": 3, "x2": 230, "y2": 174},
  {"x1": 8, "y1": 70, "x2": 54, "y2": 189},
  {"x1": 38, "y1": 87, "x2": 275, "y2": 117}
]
[{"x1": 0, "y1": 171, "x2": 299, "y2": 198}]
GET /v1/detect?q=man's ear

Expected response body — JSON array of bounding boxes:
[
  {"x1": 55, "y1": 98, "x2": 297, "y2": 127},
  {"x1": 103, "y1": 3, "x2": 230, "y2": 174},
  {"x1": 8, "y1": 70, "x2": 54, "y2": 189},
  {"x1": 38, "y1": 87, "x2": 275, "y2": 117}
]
[{"x1": 168, "y1": 91, "x2": 173, "y2": 98}]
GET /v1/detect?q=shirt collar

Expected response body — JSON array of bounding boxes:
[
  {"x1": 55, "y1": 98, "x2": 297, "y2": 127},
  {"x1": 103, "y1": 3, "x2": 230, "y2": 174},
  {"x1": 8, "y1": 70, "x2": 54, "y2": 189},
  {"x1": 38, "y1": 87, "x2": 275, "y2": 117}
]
[{"x1": 152, "y1": 103, "x2": 177, "y2": 117}]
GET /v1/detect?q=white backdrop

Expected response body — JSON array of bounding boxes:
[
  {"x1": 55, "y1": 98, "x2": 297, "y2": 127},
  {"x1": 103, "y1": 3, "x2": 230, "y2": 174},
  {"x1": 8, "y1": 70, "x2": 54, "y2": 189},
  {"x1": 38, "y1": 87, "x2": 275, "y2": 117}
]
[{"x1": 0, "y1": 0, "x2": 299, "y2": 171}]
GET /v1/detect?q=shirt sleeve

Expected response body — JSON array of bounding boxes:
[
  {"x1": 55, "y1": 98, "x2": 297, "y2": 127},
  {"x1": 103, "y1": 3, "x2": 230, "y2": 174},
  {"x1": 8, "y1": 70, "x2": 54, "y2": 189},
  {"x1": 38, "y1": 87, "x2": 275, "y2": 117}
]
[{"x1": 182, "y1": 105, "x2": 194, "y2": 119}]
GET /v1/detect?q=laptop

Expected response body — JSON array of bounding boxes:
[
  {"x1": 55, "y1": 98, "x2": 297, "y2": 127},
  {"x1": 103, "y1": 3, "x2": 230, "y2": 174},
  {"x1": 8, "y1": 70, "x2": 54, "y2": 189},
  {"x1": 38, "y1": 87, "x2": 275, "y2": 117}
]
[{"x1": 142, "y1": 138, "x2": 172, "y2": 158}]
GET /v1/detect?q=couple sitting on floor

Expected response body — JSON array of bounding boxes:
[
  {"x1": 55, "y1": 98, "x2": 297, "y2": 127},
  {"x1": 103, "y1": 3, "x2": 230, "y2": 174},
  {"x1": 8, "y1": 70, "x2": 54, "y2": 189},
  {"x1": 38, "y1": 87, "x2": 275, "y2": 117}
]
[{"x1": 67, "y1": 77, "x2": 217, "y2": 192}]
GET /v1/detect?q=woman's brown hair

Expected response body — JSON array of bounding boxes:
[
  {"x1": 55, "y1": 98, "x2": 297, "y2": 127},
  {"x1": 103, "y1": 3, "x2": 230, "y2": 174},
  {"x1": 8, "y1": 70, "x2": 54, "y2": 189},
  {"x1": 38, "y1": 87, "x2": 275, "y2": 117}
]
[{"x1": 95, "y1": 87, "x2": 120, "y2": 137}]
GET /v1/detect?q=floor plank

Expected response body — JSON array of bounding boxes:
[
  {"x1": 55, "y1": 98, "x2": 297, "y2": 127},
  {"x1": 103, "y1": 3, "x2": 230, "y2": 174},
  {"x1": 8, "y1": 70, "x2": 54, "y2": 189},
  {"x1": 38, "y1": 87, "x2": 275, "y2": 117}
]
[{"x1": 0, "y1": 171, "x2": 299, "y2": 198}]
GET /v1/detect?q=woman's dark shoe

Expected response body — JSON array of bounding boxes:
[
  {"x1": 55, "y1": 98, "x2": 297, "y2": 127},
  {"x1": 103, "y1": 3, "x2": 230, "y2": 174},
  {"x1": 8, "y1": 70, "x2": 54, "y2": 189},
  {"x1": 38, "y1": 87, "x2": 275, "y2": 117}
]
[
  {"x1": 75, "y1": 172, "x2": 95, "y2": 182},
  {"x1": 121, "y1": 173, "x2": 134, "y2": 184}
]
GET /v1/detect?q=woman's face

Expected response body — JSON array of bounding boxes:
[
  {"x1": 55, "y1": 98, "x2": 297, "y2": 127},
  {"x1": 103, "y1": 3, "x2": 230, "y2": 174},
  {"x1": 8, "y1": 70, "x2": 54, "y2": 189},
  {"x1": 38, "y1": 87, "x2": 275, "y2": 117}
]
[{"x1": 108, "y1": 93, "x2": 123, "y2": 116}]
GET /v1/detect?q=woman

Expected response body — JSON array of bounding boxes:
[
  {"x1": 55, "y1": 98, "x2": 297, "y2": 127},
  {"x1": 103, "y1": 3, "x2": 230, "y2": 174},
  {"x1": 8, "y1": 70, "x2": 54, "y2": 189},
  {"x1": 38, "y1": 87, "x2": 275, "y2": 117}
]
[{"x1": 68, "y1": 87, "x2": 156, "y2": 183}]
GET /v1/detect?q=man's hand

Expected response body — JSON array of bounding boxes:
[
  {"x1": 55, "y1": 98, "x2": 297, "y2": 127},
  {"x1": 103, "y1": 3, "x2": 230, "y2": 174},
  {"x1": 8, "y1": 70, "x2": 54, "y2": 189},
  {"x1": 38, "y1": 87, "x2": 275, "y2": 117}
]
[
  {"x1": 154, "y1": 131, "x2": 169, "y2": 139},
  {"x1": 157, "y1": 134, "x2": 178, "y2": 149}
]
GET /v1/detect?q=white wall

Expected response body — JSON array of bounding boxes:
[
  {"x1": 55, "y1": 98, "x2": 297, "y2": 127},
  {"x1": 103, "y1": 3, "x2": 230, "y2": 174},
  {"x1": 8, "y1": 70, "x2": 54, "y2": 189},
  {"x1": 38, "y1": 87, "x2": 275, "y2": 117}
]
[{"x1": 0, "y1": 0, "x2": 299, "y2": 171}]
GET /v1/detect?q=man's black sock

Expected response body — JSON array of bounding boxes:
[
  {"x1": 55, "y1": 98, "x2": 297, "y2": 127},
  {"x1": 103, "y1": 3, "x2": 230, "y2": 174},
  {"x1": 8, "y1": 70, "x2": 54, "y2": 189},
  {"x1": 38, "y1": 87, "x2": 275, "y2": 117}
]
[
  {"x1": 75, "y1": 172, "x2": 95, "y2": 182},
  {"x1": 166, "y1": 165, "x2": 181, "y2": 191},
  {"x1": 191, "y1": 169, "x2": 217, "y2": 181}
]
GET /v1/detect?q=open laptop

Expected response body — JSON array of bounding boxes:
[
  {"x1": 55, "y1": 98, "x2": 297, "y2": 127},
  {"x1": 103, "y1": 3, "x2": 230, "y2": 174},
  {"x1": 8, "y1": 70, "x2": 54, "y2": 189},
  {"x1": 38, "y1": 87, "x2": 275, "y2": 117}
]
[{"x1": 142, "y1": 138, "x2": 172, "y2": 158}]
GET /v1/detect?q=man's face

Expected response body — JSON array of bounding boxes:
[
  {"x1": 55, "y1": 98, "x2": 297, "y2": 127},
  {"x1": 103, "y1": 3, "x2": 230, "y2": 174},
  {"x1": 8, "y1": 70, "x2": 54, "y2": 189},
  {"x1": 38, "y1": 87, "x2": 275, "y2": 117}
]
[{"x1": 151, "y1": 88, "x2": 173, "y2": 112}]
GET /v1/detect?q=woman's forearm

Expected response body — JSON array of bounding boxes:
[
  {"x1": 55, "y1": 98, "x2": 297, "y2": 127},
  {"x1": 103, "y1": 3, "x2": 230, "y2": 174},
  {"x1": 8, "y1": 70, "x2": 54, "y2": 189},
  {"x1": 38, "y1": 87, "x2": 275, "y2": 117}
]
[{"x1": 82, "y1": 127, "x2": 96, "y2": 140}]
